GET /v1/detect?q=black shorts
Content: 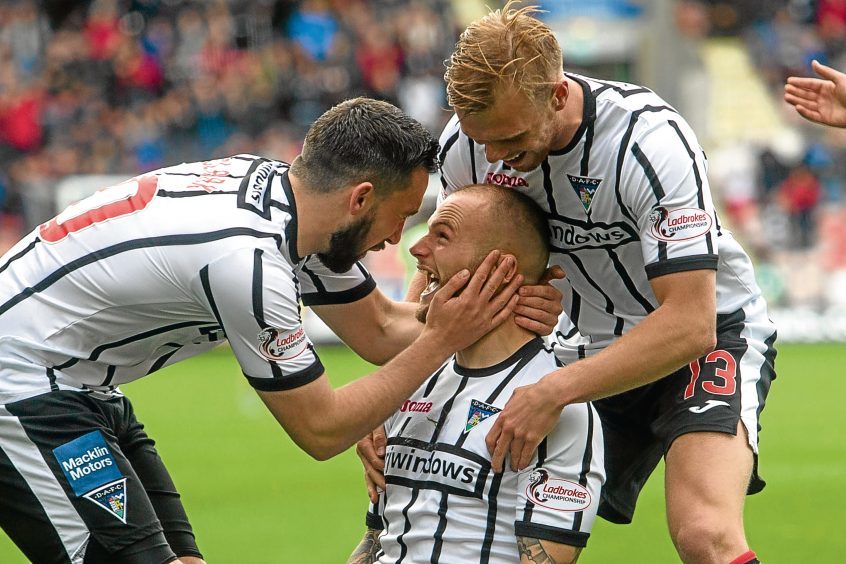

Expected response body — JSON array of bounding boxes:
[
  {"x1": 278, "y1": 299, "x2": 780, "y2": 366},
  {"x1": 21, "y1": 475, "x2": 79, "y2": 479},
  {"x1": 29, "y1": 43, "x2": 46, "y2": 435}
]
[
  {"x1": 594, "y1": 299, "x2": 777, "y2": 524},
  {"x1": 0, "y1": 391, "x2": 202, "y2": 563}
]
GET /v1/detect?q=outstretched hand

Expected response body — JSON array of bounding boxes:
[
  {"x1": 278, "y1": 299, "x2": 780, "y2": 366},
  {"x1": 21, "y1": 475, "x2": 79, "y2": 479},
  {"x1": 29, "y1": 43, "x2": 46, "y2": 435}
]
[
  {"x1": 514, "y1": 265, "x2": 565, "y2": 336},
  {"x1": 784, "y1": 60, "x2": 846, "y2": 128},
  {"x1": 485, "y1": 376, "x2": 565, "y2": 472}
]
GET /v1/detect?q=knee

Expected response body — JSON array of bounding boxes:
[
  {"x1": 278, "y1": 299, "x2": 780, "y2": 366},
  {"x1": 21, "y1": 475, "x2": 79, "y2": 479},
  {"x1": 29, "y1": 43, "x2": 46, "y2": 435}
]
[{"x1": 671, "y1": 517, "x2": 740, "y2": 563}]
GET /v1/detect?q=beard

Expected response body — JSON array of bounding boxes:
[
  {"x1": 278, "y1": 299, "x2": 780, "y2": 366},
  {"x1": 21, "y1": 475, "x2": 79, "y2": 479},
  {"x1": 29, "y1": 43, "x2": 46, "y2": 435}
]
[
  {"x1": 414, "y1": 302, "x2": 429, "y2": 324},
  {"x1": 317, "y1": 210, "x2": 376, "y2": 273}
]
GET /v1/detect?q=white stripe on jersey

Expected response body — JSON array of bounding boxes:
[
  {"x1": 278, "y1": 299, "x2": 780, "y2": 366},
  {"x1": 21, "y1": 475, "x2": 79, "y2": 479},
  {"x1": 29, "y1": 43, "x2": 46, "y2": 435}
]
[
  {"x1": 439, "y1": 74, "x2": 764, "y2": 351},
  {"x1": 371, "y1": 339, "x2": 605, "y2": 562},
  {"x1": 0, "y1": 155, "x2": 374, "y2": 404},
  {"x1": 0, "y1": 406, "x2": 90, "y2": 562}
]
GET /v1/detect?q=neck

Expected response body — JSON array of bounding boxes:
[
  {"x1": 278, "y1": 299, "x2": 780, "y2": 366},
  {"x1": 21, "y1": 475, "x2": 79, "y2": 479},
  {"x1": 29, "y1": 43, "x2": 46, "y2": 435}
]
[
  {"x1": 287, "y1": 170, "x2": 339, "y2": 258},
  {"x1": 455, "y1": 317, "x2": 538, "y2": 369},
  {"x1": 551, "y1": 76, "x2": 585, "y2": 151}
]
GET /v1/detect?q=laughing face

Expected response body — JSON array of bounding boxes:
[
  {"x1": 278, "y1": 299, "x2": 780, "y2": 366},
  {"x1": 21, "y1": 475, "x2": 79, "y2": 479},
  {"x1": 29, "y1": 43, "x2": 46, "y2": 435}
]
[{"x1": 409, "y1": 191, "x2": 489, "y2": 322}]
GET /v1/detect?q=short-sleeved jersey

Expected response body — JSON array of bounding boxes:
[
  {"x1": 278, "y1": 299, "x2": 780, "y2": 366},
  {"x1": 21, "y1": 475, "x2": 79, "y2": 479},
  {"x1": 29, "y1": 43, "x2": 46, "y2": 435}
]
[
  {"x1": 0, "y1": 155, "x2": 375, "y2": 404},
  {"x1": 368, "y1": 338, "x2": 605, "y2": 562},
  {"x1": 440, "y1": 74, "x2": 763, "y2": 361}
]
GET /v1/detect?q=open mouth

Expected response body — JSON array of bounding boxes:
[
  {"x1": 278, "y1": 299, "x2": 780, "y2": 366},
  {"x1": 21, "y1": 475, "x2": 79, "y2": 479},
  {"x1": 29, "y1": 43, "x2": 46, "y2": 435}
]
[
  {"x1": 418, "y1": 269, "x2": 441, "y2": 302},
  {"x1": 504, "y1": 152, "x2": 526, "y2": 166}
]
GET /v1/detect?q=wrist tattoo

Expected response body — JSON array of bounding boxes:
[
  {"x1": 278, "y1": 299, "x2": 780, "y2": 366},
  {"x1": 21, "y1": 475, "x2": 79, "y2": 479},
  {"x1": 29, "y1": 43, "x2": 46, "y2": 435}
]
[{"x1": 348, "y1": 529, "x2": 382, "y2": 564}]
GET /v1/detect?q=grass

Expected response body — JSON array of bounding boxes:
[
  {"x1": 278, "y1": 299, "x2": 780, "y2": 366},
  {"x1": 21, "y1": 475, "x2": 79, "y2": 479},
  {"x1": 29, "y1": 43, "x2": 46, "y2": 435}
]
[{"x1": 2, "y1": 343, "x2": 845, "y2": 562}]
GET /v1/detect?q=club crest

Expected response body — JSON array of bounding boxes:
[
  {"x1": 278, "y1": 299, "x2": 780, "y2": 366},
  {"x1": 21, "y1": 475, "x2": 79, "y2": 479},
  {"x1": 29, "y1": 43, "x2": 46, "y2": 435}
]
[
  {"x1": 567, "y1": 174, "x2": 602, "y2": 212},
  {"x1": 464, "y1": 399, "x2": 501, "y2": 434}
]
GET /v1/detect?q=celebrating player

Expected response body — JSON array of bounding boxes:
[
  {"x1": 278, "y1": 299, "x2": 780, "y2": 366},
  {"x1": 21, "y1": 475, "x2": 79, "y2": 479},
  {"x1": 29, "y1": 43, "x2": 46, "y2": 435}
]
[
  {"x1": 784, "y1": 59, "x2": 846, "y2": 128},
  {"x1": 0, "y1": 98, "x2": 528, "y2": 563},
  {"x1": 349, "y1": 184, "x2": 604, "y2": 564},
  {"x1": 355, "y1": 3, "x2": 778, "y2": 563}
]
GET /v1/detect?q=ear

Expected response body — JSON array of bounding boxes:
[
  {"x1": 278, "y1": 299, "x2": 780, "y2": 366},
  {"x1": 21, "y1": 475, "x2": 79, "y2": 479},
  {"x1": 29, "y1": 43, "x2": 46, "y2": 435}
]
[
  {"x1": 551, "y1": 80, "x2": 569, "y2": 111},
  {"x1": 348, "y1": 182, "x2": 376, "y2": 216},
  {"x1": 499, "y1": 253, "x2": 518, "y2": 283}
]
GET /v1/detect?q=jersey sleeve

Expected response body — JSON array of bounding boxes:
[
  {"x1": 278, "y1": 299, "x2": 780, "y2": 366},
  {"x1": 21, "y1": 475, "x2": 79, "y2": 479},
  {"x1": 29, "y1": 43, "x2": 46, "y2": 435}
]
[
  {"x1": 199, "y1": 247, "x2": 324, "y2": 391},
  {"x1": 514, "y1": 402, "x2": 604, "y2": 547},
  {"x1": 437, "y1": 114, "x2": 475, "y2": 205},
  {"x1": 298, "y1": 255, "x2": 376, "y2": 307},
  {"x1": 623, "y1": 117, "x2": 719, "y2": 280}
]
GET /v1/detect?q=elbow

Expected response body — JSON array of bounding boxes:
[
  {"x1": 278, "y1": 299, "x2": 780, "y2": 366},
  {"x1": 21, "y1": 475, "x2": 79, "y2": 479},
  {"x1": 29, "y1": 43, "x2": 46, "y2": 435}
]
[
  {"x1": 690, "y1": 318, "x2": 717, "y2": 359},
  {"x1": 292, "y1": 429, "x2": 348, "y2": 461}
]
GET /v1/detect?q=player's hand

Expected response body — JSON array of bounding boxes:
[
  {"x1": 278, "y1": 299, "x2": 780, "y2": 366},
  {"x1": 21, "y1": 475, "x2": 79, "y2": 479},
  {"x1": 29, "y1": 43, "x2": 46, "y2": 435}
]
[
  {"x1": 356, "y1": 426, "x2": 386, "y2": 503},
  {"x1": 514, "y1": 265, "x2": 564, "y2": 336},
  {"x1": 486, "y1": 378, "x2": 564, "y2": 472},
  {"x1": 423, "y1": 250, "x2": 522, "y2": 352},
  {"x1": 785, "y1": 60, "x2": 846, "y2": 128}
]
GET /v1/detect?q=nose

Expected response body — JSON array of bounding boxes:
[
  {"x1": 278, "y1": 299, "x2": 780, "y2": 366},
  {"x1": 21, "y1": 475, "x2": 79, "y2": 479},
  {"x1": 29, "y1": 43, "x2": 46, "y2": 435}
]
[
  {"x1": 409, "y1": 235, "x2": 429, "y2": 259},
  {"x1": 386, "y1": 219, "x2": 405, "y2": 245},
  {"x1": 485, "y1": 143, "x2": 509, "y2": 163}
]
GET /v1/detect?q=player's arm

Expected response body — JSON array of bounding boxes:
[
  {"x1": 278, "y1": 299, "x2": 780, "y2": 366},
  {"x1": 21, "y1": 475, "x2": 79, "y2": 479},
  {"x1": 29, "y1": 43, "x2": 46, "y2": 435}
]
[
  {"x1": 784, "y1": 59, "x2": 846, "y2": 128},
  {"x1": 347, "y1": 528, "x2": 382, "y2": 564},
  {"x1": 517, "y1": 537, "x2": 582, "y2": 563},
  {"x1": 258, "y1": 251, "x2": 522, "y2": 460},
  {"x1": 311, "y1": 288, "x2": 422, "y2": 365}
]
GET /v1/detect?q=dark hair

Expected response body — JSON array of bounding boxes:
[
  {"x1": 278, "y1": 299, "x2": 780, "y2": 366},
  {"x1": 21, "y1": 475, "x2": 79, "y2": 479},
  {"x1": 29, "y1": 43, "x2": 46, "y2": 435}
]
[{"x1": 290, "y1": 97, "x2": 439, "y2": 196}]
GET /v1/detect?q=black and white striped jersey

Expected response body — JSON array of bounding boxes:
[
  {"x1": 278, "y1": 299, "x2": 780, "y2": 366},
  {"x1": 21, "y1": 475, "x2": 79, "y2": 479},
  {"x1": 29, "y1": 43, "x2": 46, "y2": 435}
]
[
  {"x1": 440, "y1": 74, "x2": 764, "y2": 362},
  {"x1": 0, "y1": 155, "x2": 375, "y2": 404},
  {"x1": 367, "y1": 338, "x2": 605, "y2": 562}
]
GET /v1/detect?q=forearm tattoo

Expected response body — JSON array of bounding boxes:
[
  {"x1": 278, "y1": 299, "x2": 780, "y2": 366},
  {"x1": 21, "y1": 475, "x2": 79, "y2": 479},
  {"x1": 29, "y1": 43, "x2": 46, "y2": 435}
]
[
  {"x1": 348, "y1": 528, "x2": 382, "y2": 564},
  {"x1": 517, "y1": 537, "x2": 582, "y2": 563}
]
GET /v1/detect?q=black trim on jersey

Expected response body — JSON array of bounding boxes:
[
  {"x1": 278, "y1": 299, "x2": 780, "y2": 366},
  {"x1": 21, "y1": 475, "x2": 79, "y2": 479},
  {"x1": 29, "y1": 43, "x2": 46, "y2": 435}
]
[
  {"x1": 468, "y1": 138, "x2": 478, "y2": 184},
  {"x1": 645, "y1": 254, "x2": 718, "y2": 279},
  {"x1": 514, "y1": 522, "x2": 590, "y2": 548},
  {"x1": 613, "y1": 105, "x2": 679, "y2": 225},
  {"x1": 541, "y1": 159, "x2": 560, "y2": 215},
  {"x1": 0, "y1": 238, "x2": 38, "y2": 276},
  {"x1": 521, "y1": 439, "x2": 549, "y2": 521},
  {"x1": 233, "y1": 155, "x2": 261, "y2": 162},
  {"x1": 0, "y1": 228, "x2": 283, "y2": 317},
  {"x1": 279, "y1": 170, "x2": 302, "y2": 263},
  {"x1": 89, "y1": 320, "x2": 211, "y2": 361},
  {"x1": 757, "y1": 329, "x2": 778, "y2": 425},
  {"x1": 572, "y1": 403, "x2": 596, "y2": 532},
  {"x1": 439, "y1": 130, "x2": 460, "y2": 189},
  {"x1": 565, "y1": 252, "x2": 617, "y2": 317},
  {"x1": 607, "y1": 249, "x2": 655, "y2": 314},
  {"x1": 157, "y1": 189, "x2": 238, "y2": 198},
  {"x1": 251, "y1": 249, "x2": 284, "y2": 380},
  {"x1": 269, "y1": 200, "x2": 291, "y2": 213},
  {"x1": 666, "y1": 120, "x2": 714, "y2": 255},
  {"x1": 452, "y1": 338, "x2": 543, "y2": 378},
  {"x1": 148, "y1": 347, "x2": 182, "y2": 374},
  {"x1": 103, "y1": 365, "x2": 117, "y2": 386},
  {"x1": 551, "y1": 75, "x2": 593, "y2": 156},
  {"x1": 427, "y1": 375, "x2": 470, "y2": 445},
  {"x1": 300, "y1": 276, "x2": 376, "y2": 306},
  {"x1": 366, "y1": 510, "x2": 384, "y2": 530},
  {"x1": 480, "y1": 471, "x2": 504, "y2": 562},
  {"x1": 244, "y1": 361, "x2": 324, "y2": 391},
  {"x1": 423, "y1": 363, "x2": 450, "y2": 397},
  {"x1": 155, "y1": 171, "x2": 244, "y2": 179},
  {"x1": 631, "y1": 136, "x2": 666, "y2": 264},
  {"x1": 569, "y1": 290, "x2": 582, "y2": 329}
]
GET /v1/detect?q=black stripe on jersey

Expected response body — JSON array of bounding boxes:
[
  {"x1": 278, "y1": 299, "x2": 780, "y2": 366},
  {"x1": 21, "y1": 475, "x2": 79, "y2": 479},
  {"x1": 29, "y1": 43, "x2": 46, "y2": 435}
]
[
  {"x1": 468, "y1": 138, "x2": 478, "y2": 184},
  {"x1": 396, "y1": 488, "x2": 419, "y2": 561},
  {"x1": 423, "y1": 364, "x2": 450, "y2": 397},
  {"x1": 565, "y1": 252, "x2": 618, "y2": 319},
  {"x1": 155, "y1": 171, "x2": 244, "y2": 179},
  {"x1": 479, "y1": 471, "x2": 504, "y2": 563},
  {"x1": 157, "y1": 189, "x2": 239, "y2": 197},
  {"x1": 103, "y1": 365, "x2": 117, "y2": 386},
  {"x1": 243, "y1": 363, "x2": 324, "y2": 392},
  {"x1": 588, "y1": 77, "x2": 653, "y2": 99},
  {"x1": 430, "y1": 494, "x2": 449, "y2": 563},
  {"x1": 427, "y1": 377, "x2": 470, "y2": 445},
  {"x1": 439, "y1": 130, "x2": 460, "y2": 189},
  {"x1": 232, "y1": 154, "x2": 262, "y2": 162},
  {"x1": 577, "y1": 77, "x2": 597, "y2": 176},
  {"x1": 666, "y1": 120, "x2": 714, "y2": 254},
  {"x1": 89, "y1": 321, "x2": 211, "y2": 361},
  {"x1": 613, "y1": 105, "x2": 679, "y2": 224},
  {"x1": 572, "y1": 403, "x2": 596, "y2": 532},
  {"x1": 521, "y1": 439, "x2": 549, "y2": 521},
  {"x1": 269, "y1": 200, "x2": 291, "y2": 213},
  {"x1": 237, "y1": 158, "x2": 273, "y2": 219},
  {"x1": 607, "y1": 249, "x2": 655, "y2": 314},
  {"x1": 569, "y1": 290, "x2": 582, "y2": 330},
  {"x1": 644, "y1": 254, "x2": 718, "y2": 279},
  {"x1": 756, "y1": 329, "x2": 778, "y2": 425},
  {"x1": 46, "y1": 367, "x2": 58, "y2": 391},
  {"x1": 0, "y1": 238, "x2": 38, "y2": 276},
  {"x1": 541, "y1": 159, "x2": 560, "y2": 215},
  {"x1": 279, "y1": 170, "x2": 302, "y2": 263},
  {"x1": 148, "y1": 346, "x2": 182, "y2": 374},
  {"x1": 251, "y1": 249, "x2": 284, "y2": 380},
  {"x1": 631, "y1": 138, "x2": 668, "y2": 260},
  {"x1": 0, "y1": 228, "x2": 284, "y2": 318}
]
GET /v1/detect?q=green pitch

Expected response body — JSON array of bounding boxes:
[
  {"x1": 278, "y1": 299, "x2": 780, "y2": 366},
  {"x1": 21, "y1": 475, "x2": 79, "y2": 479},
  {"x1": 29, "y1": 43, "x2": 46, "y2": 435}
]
[{"x1": 2, "y1": 343, "x2": 844, "y2": 562}]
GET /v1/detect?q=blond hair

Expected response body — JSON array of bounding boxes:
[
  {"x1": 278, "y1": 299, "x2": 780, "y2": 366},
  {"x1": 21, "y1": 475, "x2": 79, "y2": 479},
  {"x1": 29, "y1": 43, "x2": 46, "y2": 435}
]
[{"x1": 445, "y1": 1, "x2": 563, "y2": 114}]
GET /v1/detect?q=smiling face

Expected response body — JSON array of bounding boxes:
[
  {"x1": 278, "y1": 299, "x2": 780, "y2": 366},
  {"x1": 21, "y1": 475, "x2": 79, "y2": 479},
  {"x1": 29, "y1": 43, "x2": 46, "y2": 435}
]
[
  {"x1": 409, "y1": 191, "x2": 490, "y2": 322},
  {"x1": 457, "y1": 85, "x2": 565, "y2": 172},
  {"x1": 318, "y1": 167, "x2": 429, "y2": 273}
]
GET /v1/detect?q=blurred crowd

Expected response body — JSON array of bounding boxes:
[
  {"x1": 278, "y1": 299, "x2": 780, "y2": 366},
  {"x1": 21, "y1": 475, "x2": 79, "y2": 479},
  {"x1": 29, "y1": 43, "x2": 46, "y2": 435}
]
[{"x1": 0, "y1": 0, "x2": 460, "y2": 237}]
